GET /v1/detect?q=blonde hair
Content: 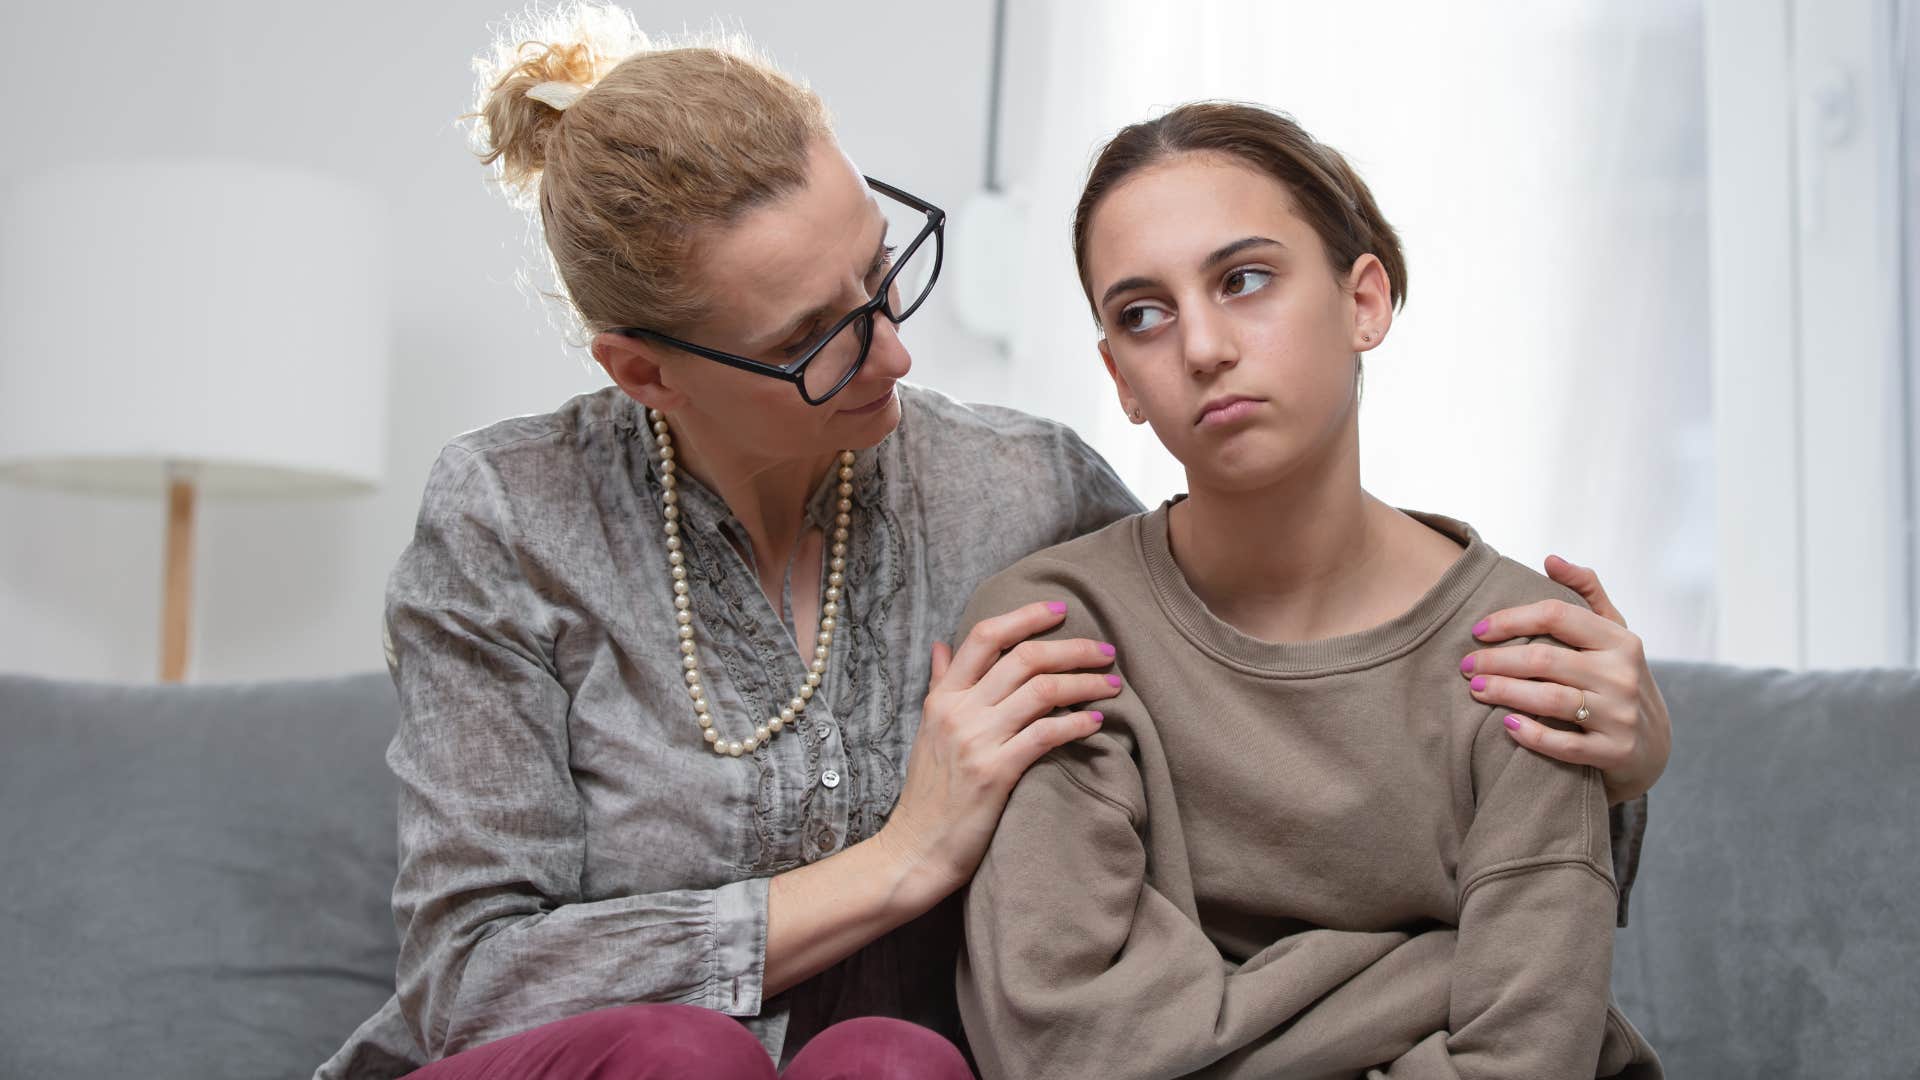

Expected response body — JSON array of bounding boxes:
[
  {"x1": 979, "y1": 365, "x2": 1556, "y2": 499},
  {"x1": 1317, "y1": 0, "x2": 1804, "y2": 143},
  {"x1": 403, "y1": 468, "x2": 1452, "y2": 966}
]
[{"x1": 471, "y1": 4, "x2": 833, "y2": 333}]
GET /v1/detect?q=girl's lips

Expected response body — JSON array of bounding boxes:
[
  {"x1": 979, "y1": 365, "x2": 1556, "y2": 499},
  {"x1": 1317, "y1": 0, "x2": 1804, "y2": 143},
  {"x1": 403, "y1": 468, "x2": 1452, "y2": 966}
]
[{"x1": 1196, "y1": 397, "x2": 1264, "y2": 427}]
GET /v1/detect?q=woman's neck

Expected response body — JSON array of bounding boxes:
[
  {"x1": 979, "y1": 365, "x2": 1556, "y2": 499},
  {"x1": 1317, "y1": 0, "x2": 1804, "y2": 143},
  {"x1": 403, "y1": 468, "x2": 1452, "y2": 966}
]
[
  {"x1": 667, "y1": 413, "x2": 835, "y2": 582},
  {"x1": 1167, "y1": 428, "x2": 1460, "y2": 644}
]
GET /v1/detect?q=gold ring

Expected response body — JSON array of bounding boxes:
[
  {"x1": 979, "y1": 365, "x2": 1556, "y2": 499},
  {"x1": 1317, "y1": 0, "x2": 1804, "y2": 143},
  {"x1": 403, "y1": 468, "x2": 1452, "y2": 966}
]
[{"x1": 1573, "y1": 690, "x2": 1591, "y2": 724}]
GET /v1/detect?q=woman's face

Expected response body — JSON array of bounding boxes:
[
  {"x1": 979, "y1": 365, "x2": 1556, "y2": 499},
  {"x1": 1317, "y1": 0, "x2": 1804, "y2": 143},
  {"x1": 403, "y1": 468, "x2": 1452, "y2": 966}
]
[
  {"x1": 596, "y1": 139, "x2": 913, "y2": 461},
  {"x1": 1083, "y1": 153, "x2": 1387, "y2": 494}
]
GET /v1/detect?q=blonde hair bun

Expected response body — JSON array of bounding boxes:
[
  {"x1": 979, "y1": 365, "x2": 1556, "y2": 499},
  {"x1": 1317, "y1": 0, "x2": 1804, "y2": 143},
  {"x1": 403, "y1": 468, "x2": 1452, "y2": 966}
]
[{"x1": 473, "y1": 3, "x2": 652, "y2": 195}]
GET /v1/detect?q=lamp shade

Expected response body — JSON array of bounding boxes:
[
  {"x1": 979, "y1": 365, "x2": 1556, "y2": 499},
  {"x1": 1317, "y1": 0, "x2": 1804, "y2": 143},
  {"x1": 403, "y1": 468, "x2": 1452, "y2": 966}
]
[{"x1": 0, "y1": 159, "x2": 389, "y2": 497}]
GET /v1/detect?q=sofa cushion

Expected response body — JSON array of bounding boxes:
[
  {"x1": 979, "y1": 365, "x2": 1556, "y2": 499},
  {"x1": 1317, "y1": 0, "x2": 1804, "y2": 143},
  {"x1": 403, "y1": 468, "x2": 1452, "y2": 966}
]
[
  {"x1": 1619, "y1": 661, "x2": 1920, "y2": 1078},
  {"x1": 0, "y1": 672, "x2": 401, "y2": 1080}
]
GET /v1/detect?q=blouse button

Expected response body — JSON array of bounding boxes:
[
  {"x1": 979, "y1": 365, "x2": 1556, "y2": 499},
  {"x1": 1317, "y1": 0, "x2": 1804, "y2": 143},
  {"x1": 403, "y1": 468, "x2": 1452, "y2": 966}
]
[{"x1": 820, "y1": 769, "x2": 842, "y2": 790}]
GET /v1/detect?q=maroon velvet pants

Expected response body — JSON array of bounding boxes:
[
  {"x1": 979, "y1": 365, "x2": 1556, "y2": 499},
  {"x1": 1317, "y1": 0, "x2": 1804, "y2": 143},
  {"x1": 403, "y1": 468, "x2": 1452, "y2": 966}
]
[{"x1": 404, "y1": 1003, "x2": 973, "y2": 1079}]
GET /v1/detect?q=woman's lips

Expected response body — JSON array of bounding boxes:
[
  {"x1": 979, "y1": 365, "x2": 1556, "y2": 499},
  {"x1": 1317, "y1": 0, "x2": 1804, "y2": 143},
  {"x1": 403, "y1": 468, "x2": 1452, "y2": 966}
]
[
  {"x1": 1196, "y1": 397, "x2": 1264, "y2": 427},
  {"x1": 841, "y1": 386, "x2": 897, "y2": 415}
]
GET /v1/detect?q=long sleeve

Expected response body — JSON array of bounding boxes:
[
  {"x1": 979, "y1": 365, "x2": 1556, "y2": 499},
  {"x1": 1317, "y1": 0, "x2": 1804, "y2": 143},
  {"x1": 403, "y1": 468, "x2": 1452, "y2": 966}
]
[
  {"x1": 1370, "y1": 711, "x2": 1620, "y2": 1079},
  {"x1": 385, "y1": 448, "x2": 768, "y2": 1058},
  {"x1": 958, "y1": 736, "x2": 1458, "y2": 1080}
]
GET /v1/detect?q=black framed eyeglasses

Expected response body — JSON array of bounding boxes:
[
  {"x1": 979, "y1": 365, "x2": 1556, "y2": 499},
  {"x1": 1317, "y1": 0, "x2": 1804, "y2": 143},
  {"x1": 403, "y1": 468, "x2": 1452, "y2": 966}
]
[{"x1": 610, "y1": 176, "x2": 945, "y2": 406}]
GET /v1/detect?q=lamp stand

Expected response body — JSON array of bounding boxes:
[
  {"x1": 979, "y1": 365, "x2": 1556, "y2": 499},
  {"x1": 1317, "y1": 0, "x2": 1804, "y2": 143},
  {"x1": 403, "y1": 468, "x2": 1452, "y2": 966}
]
[{"x1": 161, "y1": 464, "x2": 197, "y2": 683}]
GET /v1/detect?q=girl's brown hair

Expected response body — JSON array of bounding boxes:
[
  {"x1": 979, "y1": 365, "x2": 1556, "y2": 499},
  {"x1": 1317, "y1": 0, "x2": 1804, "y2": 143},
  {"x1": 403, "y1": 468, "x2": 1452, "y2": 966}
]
[
  {"x1": 472, "y1": 4, "x2": 833, "y2": 334},
  {"x1": 1071, "y1": 101, "x2": 1407, "y2": 323}
]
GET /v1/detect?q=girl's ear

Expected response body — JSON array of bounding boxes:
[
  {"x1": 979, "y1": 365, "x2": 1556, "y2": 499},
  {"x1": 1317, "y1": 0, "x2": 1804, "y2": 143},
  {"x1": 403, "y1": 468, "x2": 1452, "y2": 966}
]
[{"x1": 1346, "y1": 253, "x2": 1393, "y2": 352}]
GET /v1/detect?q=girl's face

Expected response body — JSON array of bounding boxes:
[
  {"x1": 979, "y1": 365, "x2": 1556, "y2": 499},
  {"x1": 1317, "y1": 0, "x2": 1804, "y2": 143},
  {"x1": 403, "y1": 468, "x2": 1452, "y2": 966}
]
[
  {"x1": 594, "y1": 139, "x2": 913, "y2": 462},
  {"x1": 1084, "y1": 153, "x2": 1390, "y2": 494}
]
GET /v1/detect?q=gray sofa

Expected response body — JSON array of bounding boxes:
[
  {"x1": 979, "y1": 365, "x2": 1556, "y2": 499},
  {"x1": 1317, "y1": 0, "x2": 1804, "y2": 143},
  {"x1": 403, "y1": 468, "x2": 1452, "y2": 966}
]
[{"x1": 2, "y1": 662, "x2": 1916, "y2": 1079}]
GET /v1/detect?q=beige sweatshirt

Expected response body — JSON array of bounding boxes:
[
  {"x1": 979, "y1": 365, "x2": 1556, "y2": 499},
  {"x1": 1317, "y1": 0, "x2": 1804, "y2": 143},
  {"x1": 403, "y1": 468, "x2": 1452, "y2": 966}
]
[{"x1": 954, "y1": 505, "x2": 1661, "y2": 1080}]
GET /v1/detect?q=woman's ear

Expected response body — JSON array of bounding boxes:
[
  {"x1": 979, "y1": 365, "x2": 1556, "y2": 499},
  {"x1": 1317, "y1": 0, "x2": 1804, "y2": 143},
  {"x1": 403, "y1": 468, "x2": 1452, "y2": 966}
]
[
  {"x1": 1346, "y1": 253, "x2": 1393, "y2": 352},
  {"x1": 592, "y1": 331, "x2": 688, "y2": 413},
  {"x1": 1098, "y1": 338, "x2": 1146, "y2": 424}
]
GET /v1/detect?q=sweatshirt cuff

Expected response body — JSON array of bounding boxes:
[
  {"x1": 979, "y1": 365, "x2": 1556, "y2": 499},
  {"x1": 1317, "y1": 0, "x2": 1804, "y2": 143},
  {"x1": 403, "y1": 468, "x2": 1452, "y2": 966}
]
[{"x1": 704, "y1": 876, "x2": 770, "y2": 1016}]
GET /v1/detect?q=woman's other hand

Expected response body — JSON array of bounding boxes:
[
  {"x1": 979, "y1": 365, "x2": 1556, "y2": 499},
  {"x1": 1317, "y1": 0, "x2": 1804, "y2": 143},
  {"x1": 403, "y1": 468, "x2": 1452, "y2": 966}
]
[{"x1": 1459, "y1": 556, "x2": 1671, "y2": 805}]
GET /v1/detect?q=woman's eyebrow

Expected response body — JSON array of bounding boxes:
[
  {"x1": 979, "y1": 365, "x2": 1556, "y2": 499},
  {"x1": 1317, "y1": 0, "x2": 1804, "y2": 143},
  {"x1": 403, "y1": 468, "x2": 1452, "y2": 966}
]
[
  {"x1": 757, "y1": 223, "x2": 891, "y2": 349},
  {"x1": 1098, "y1": 236, "x2": 1286, "y2": 309}
]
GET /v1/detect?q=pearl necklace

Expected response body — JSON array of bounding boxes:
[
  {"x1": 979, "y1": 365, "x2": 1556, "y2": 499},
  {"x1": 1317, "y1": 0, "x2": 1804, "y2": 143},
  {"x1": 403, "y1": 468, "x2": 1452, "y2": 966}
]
[{"x1": 649, "y1": 408, "x2": 854, "y2": 758}]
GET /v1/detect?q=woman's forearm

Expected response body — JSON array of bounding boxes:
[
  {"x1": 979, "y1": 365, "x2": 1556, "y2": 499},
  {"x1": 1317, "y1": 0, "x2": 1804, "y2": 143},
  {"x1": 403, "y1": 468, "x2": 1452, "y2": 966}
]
[{"x1": 762, "y1": 828, "x2": 945, "y2": 998}]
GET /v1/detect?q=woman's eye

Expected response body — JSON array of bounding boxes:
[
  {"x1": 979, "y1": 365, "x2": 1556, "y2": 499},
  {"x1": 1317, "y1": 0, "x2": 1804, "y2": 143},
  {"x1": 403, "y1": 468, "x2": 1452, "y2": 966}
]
[
  {"x1": 868, "y1": 244, "x2": 898, "y2": 285},
  {"x1": 1120, "y1": 304, "x2": 1170, "y2": 332},
  {"x1": 1223, "y1": 268, "x2": 1273, "y2": 297}
]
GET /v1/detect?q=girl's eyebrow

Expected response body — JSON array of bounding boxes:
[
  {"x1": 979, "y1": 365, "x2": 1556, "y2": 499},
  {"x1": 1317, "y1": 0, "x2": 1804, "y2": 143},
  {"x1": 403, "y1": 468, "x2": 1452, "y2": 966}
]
[{"x1": 1099, "y1": 236, "x2": 1286, "y2": 309}]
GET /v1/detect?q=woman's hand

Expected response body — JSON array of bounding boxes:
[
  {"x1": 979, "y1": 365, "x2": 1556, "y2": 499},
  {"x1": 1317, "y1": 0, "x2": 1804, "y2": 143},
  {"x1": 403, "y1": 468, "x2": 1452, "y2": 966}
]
[
  {"x1": 1458, "y1": 556, "x2": 1671, "y2": 805},
  {"x1": 876, "y1": 601, "x2": 1121, "y2": 906}
]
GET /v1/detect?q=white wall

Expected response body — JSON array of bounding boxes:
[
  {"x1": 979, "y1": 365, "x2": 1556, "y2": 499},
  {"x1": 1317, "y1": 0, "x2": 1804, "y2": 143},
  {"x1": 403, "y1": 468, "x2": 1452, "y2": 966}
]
[{"x1": 0, "y1": 0, "x2": 1002, "y2": 682}]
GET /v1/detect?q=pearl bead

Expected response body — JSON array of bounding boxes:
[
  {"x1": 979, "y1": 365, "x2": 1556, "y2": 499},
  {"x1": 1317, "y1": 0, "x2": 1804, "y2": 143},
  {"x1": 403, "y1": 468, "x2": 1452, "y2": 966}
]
[
  {"x1": 673, "y1": 581, "x2": 689, "y2": 596},
  {"x1": 663, "y1": 490, "x2": 678, "y2": 505},
  {"x1": 791, "y1": 695, "x2": 807, "y2": 711},
  {"x1": 837, "y1": 498, "x2": 851, "y2": 513},
  {"x1": 805, "y1": 672, "x2": 822, "y2": 688},
  {"x1": 780, "y1": 706, "x2": 795, "y2": 722},
  {"x1": 674, "y1": 595, "x2": 690, "y2": 610},
  {"x1": 668, "y1": 550, "x2": 684, "y2": 566},
  {"x1": 687, "y1": 684, "x2": 703, "y2": 701},
  {"x1": 727, "y1": 741, "x2": 744, "y2": 757},
  {"x1": 810, "y1": 658, "x2": 826, "y2": 674},
  {"x1": 828, "y1": 572, "x2": 844, "y2": 587},
  {"x1": 684, "y1": 670, "x2": 701, "y2": 685},
  {"x1": 676, "y1": 611, "x2": 692, "y2": 625},
  {"x1": 831, "y1": 557, "x2": 845, "y2": 571},
  {"x1": 680, "y1": 640, "x2": 696, "y2": 655},
  {"x1": 769, "y1": 717, "x2": 784, "y2": 733},
  {"x1": 836, "y1": 513, "x2": 851, "y2": 527},
  {"x1": 833, "y1": 528, "x2": 848, "y2": 542},
  {"x1": 682, "y1": 655, "x2": 698, "y2": 670},
  {"x1": 814, "y1": 645, "x2": 829, "y2": 661},
  {"x1": 661, "y1": 474, "x2": 676, "y2": 490},
  {"x1": 653, "y1": 422, "x2": 668, "y2": 435},
  {"x1": 661, "y1": 447, "x2": 675, "y2": 461},
  {"x1": 671, "y1": 566, "x2": 687, "y2": 581},
  {"x1": 840, "y1": 451, "x2": 856, "y2": 465},
  {"x1": 712, "y1": 740, "x2": 729, "y2": 755},
  {"x1": 755, "y1": 725, "x2": 771, "y2": 742},
  {"x1": 838, "y1": 482, "x2": 853, "y2": 497},
  {"x1": 825, "y1": 587, "x2": 841, "y2": 602},
  {"x1": 742, "y1": 736, "x2": 758, "y2": 752},
  {"x1": 667, "y1": 536, "x2": 681, "y2": 551},
  {"x1": 817, "y1": 631, "x2": 833, "y2": 647},
  {"x1": 822, "y1": 615, "x2": 837, "y2": 630},
  {"x1": 664, "y1": 521, "x2": 679, "y2": 537},
  {"x1": 704, "y1": 728, "x2": 719, "y2": 743},
  {"x1": 664, "y1": 506, "x2": 679, "y2": 521}
]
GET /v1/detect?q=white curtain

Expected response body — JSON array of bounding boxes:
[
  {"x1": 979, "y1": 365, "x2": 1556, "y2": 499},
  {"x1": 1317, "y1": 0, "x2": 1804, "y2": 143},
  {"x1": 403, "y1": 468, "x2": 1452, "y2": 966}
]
[{"x1": 991, "y1": 0, "x2": 1717, "y2": 660}]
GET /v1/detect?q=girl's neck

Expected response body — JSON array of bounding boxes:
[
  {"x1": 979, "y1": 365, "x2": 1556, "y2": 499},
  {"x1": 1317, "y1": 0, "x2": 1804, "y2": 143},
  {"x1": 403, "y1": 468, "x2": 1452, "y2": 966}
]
[{"x1": 1167, "y1": 429, "x2": 1461, "y2": 644}]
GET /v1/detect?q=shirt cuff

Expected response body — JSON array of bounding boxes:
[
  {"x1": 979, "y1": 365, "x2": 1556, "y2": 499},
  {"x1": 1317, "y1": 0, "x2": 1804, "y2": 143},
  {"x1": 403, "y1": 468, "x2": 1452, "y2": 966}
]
[{"x1": 704, "y1": 875, "x2": 770, "y2": 1016}]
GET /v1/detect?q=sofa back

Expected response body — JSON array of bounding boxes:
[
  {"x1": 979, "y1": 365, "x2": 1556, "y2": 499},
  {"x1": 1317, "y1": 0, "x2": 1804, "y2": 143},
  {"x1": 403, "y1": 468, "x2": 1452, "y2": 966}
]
[
  {"x1": 1616, "y1": 661, "x2": 1920, "y2": 1078},
  {"x1": 0, "y1": 672, "x2": 402, "y2": 1080}
]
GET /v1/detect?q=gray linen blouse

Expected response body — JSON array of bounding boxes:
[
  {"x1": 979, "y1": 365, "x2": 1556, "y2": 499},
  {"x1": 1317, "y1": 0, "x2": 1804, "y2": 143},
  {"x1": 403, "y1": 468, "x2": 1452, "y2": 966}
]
[{"x1": 317, "y1": 383, "x2": 1142, "y2": 1077}]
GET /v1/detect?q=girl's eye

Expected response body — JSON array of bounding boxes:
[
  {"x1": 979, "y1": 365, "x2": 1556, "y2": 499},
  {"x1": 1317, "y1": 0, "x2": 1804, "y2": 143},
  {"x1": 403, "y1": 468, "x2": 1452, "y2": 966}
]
[
  {"x1": 1223, "y1": 268, "x2": 1273, "y2": 297},
  {"x1": 1120, "y1": 304, "x2": 1170, "y2": 333}
]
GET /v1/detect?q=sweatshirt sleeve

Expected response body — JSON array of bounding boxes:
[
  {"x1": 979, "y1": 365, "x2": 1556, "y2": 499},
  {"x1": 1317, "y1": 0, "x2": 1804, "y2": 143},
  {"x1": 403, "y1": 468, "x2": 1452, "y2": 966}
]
[
  {"x1": 951, "y1": 567, "x2": 1456, "y2": 1080},
  {"x1": 385, "y1": 449, "x2": 768, "y2": 1058},
  {"x1": 1371, "y1": 707, "x2": 1620, "y2": 1079}
]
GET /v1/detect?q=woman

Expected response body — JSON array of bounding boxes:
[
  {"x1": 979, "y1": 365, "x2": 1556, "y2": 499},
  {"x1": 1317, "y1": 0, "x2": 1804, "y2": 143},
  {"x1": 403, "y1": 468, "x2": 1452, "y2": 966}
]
[
  {"x1": 319, "y1": 9, "x2": 1670, "y2": 1078},
  {"x1": 953, "y1": 103, "x2": 1662, "y2": 1078}
]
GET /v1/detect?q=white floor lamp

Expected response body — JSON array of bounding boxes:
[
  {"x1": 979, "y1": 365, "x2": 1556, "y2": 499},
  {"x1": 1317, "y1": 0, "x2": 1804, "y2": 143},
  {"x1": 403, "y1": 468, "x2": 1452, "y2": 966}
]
[{"x1": 0, "y1": 160, "x2": 389, "y2": 682}]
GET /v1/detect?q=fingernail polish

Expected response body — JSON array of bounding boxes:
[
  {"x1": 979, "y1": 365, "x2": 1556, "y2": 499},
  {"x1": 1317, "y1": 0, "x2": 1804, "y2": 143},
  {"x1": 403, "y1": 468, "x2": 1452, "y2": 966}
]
[
  {"x1": 1471, "y1": 675, "x2": 1488, "y2": 692},
  {"x1": 1098, "y1": 642, "x2": 1116, "y2": 657},
  {"x1": 1460, "y1": 655, "x2": 1476, "y2": 674},
  {"x1": 1047, "y1": 602, "x2": 1068, "y2": 615},
  {"x1": 1106, "y1": 675, "x2": 1123, "y2": 688},
  {"x1": 1503, "y1": 715, "x2": 1523, "y2": 731},
  {"x1": 1472, "y1": 619, "x2": 1491, "y2": 637},
  {"x1": 1089, "y1": 711, "x2": 1104, "y2": 724}
]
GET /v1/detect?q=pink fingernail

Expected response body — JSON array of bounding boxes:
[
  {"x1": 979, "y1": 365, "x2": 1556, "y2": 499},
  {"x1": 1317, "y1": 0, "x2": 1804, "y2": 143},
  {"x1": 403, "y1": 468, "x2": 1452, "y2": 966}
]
[
  {"x1": 1047, "y1": 602, "x2": 1068, "y2": 615},
  {"x1": 1106, "y1": 675, "x2": 1123, "y2": 688},
  {"x1": 1459, "y1": 655, "x2": 1475, "y2": 674},
  {"x1": 1503, "y1": 715, "x2": 1523, "y2": 731},
  {"x1": 1472, "y1": 619, "x2": 1491, "y2": 637},
  {"x1": 1471, "y1": 675, "x2": 1488, "y2": 692},
  {"x1": 1098, "y1": 642, "x2": 1116, "y2": 657},
  {"x1": 1089, "y1": 711, "x2": 1104, "y2": 724}
]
